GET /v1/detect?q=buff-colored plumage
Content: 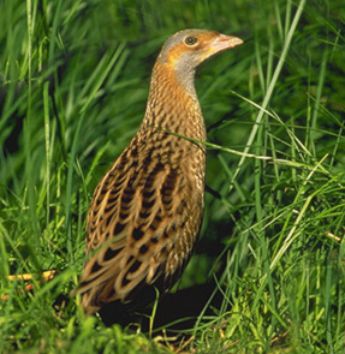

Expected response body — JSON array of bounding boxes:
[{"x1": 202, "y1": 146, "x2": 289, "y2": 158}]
[{"x1": 77, "y1": 29, "x2": 243, "y2": 314}]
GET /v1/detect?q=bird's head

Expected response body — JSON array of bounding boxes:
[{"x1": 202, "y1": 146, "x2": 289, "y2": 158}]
[{"x1": 158, "y1": 29, "x2": 243, "y2": 72}]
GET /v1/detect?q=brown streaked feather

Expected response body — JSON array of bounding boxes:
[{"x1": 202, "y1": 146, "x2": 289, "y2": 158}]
[{"x1": 78, "y1": 127, "x2": 205, "y2": 313}]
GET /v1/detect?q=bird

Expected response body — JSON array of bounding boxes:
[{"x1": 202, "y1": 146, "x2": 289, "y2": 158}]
[{"x1": 77, "y1": 29, "x2": 243, "y2": 315}]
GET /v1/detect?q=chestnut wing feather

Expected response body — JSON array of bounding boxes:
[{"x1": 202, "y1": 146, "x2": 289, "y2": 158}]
[{"x1": 78, "y1": 135, "x2": 202, "y2": 314}]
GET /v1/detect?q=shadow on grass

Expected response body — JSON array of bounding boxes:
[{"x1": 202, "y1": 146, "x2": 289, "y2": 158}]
[{"x1": 99, "y1": 281, "x2": 222, "y2": 334}]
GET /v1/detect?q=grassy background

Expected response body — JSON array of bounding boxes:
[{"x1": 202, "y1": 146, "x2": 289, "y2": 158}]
[{"x1": 1, "y1": 0, "x2": 344, "y2": 352}]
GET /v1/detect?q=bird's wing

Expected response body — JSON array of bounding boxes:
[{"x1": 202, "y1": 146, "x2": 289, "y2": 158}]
[{"x1": 78, "y1": 136, "x2": 202, "y2": 313}]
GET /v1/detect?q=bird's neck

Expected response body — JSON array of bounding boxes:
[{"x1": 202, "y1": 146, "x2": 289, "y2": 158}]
[{"x1": 142, "y1": 62, "x2": 206, "y2": 141}]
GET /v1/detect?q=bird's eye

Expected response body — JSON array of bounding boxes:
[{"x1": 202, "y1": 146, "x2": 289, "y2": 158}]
[{"x1": 184, "y1": 36, "x2": 198, "y2": 46}]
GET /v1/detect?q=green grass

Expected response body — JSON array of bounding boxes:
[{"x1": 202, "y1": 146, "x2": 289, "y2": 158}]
[{"x1": 1, "y1": 0, "x2": 344, "y2": 352}]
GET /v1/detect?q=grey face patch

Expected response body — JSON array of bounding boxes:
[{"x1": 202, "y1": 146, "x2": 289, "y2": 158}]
[{"x1": 173, "y1": 52, "x2": 198, "y2": 95}]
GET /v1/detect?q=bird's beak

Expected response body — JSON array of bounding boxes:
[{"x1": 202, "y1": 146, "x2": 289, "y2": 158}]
[
  {"x1": 210, "y1": 34, "x2": 244, "y2": 54},
  {"x1": 199, "y1": 34, "x2": 243, "y2": 63}
]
